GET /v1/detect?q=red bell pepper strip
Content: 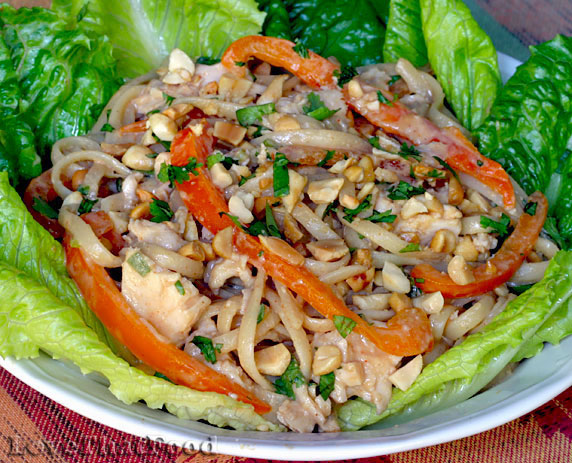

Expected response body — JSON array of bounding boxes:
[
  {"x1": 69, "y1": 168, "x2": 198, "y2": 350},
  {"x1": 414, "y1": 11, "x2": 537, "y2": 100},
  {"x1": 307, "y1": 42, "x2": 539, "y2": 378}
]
[
  {"x1": 221, "y1": 36, "x2": 339, "y2": 89},
  {"x1": 171, "y1": 126, "x2": 433, "y2": 356},
  {"x1": 343, "y1": 80, "x2": 516, "y2": 209},
  {"x1": 411, "y1": 191, "x2": 548, "y2": 298},
  {"x1": 64, "y1": 234, "x2": 271, "y2": 414}
]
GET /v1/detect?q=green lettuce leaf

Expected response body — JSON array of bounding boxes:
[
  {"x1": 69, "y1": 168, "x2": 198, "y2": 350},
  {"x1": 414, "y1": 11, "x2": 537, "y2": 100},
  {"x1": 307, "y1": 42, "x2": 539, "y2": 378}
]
[
  {"x1": 0, "y1": 262, "x2": 280, "y2": 431},
  {"x1": 383, "y1": 0, "x2": 427, "y2": 66},
  {"x1": 0, "y1": 4, "x2": 121, "y2": 174},
  {"x1": 257, "y1": 0, "x2": 292, "y2": 40},
  {"x1": 0, "y1": 172, "x2": 116, "y2": 349},
  {"x1": 337, "y1": 250, "x2": 572, "y2": 430},
  {"x1": 476, "y1": 35, "x2": 572, "y2": 248},
  {"x1": 285, "y1": 0, "x2": 386, "y2": 67},
  {"x1": 52, "y1": 0, "x2": 266, "y2": 78},
  {"x1": 420, "y1": 0, "x2": 501, "y2": 131}
]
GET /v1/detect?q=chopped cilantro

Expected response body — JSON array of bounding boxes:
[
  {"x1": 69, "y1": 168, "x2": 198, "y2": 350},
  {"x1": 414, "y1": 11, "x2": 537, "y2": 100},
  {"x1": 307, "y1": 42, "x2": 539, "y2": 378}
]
[
  {"x1": 343, "y1": 195, "x2": 372, "y2": 222},
  {"x1": 334, "y1": 65, "x2": 358, "y2": 88},
  {"x1": 318, "y1": 372, "x2": 335, "y2": 401},
  {"x1": 524, "y1": 201, "x2": 538, "y2": 216},
  {"x1": 365, "y1": 209, "x2": 396, "y2": 223},
  {"x1": 32, "y1": 197, "x2": 58, "y2": 219},
  {"x1": 191, "y1": 336, "x2": 219, "y2": 364},
  {"x1": 238, "y1": 173, "x2": 256, "y2": 186},
  {"x1": 303, "y1": 93, "x2": 339, "y2": 121},
  {"x1": 149, "y1": 198, "x2": 174, "y2": 223},
  {"x1": 433, "y1": 156, "x2": 460, "y2": 181},
  {"x1": 207, "y1": 152, "x2": 237, "y2": 169},
  {"x1": 400, "y1": 243, "x2": 421, "y2": 253},
  {"x1": 368, "y1": 137, "x2": 382, "y2": 150},
  {"x1": 409, "y1": 165, "x2": 416, "y2": 179},
  {"x1": 115, "y1": 178, "x2": 123, "y2": 192},
  {"x1": 162, "y1": 92, "x2": 175, "y2": 106},
  {"x1": 274, "y1": 356, "x2": 305, "y2": 399},
  {"x1": 78, "y1": 197, "x2": 97, "y2": 214},
  {"x1": 477, "y1": 160, "x2": 484, "y2": 167},
  {"x1": 252, "y1": 125, "x2": 270, "y2": 138},
  {"x1": 152, "y1": 134, "x2": 171, "y2": 151},
  {"x1": 234, "y1": 61, "x2": 246, "y2": 67},
  {"x1": 293, "y1": 41, "x2": 309, "y2": 58},
  {"x1": 77, "y1": 185, "x2": 90, "y2": 195},
  {"x1": 146, "y1": 109, "x2": 161, "y2": 116},
  {"x1": 398, "y1": 142, "x2": 422, "y2": 161},
  {"x1": 127, "y1": 252, "x2": 150, "y2": 276},
  {"x1": 174, "y1": 280, "x2": 185, "y2": 295},
  {"x1": 322, "y1": 201, "x2": 339, "y2": 219},
  {"x1": 273, "y1": 153, "x2": 290, "y2": 197},
  {"x1": 481, "y1": 214, "x2": 511, "y2": 237},
  {"x1": 265, "y1": 203, "x2": 282, "y2": 238},
  {"x1": 317, "y1": 150, "x2": 335, "y2": 167},
  {"x1": 257, "y1": 304, "x2": 266, "y2": 324},
  {"x1": 377, "y1": 90, "x2": 394, "y2": 107},
  {"x1": 387, "y1": 181, "x2": 426, "y2": 200},
  {"x1": 157, "y1": 158, "x2": 202, "y2": 187},
  {"x1": 427, "y1": 169, "x2": 445, "y2": 178},
  {"x1": 236, "y1": 103, "x2": 276, "y2": 127},
  {"x1": 101, "y1": 123, "x2": 114, "y2": 133},
  {"x1": 333, "y1": 315, "x2": 356, "y2": 338}
]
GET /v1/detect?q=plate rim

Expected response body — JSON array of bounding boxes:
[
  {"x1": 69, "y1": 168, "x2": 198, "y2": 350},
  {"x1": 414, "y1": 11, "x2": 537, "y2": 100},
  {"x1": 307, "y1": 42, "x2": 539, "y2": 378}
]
[{"x1": 3, "y1": 51, "x2": 570, "y2": 461}]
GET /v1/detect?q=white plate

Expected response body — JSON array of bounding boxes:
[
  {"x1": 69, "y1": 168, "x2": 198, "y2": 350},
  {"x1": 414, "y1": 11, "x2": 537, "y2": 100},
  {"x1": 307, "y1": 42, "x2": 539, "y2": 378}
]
[{"x1": 3, "y1": 52, "x2": 572, "y2": 461}]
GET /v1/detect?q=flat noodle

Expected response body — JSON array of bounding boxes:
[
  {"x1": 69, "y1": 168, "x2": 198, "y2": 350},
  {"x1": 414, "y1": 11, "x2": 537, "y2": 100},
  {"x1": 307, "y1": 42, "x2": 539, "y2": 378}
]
[
  {"x1": 535, "y1": 237, "x2": 559, "y2": 259},
  {"x1": 445, "y1": 294, "x2": 495, "y2": 340},
  {"x1": 303, "y1": 314, "x2": 334, "y2": 333},
  {"x1": 58, "y1": 208, "x2": 122, "y2": 268},
  {"x1": 319, "y1": 265, "x2": 367, "y2": 285},
  {"x1": 51, "y1": 136, "x2": 101, "y2": 166},
  {"x1": 304, "y1": 254, "x2": 350, "y2": 277},
  {"x1": 237, "y1": 270, "x2": 273, "y2": 389},
  {"x1": 216, "y1": 295, "x2": 242, "y2": 334},
  {"x1": 52, "y1": 151, "x2": 131, "y2": 199},
  {"x1": 340, "y1": 215, "x2": 408, "y2": 254},
  {"x1": 269, "y1": 284, "x2": 312, "y2": 379},
  {"x1": 174, "y1": 97, "x2": 246, "y2": 120},
  {"x1": 292, "y1": 203, "x2": 340, "y2": 240},
  {"x1": 253, "y1": 129, "x2": 372, "y2": 154},
  {"x1": 92, "y1": 84, "x2": 147, "y2": 132},
  {"x1": 140, "y1": 243, "x2": 204, "y2": 279},
  {"x1": 509, "y1": 262, "x2": 549, "y2": 284}
]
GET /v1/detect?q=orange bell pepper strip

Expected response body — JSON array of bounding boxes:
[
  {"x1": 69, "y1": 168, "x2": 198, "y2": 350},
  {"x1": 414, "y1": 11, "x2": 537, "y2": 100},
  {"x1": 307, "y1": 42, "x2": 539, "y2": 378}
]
[
  {"x1": 343, "y1": 80, "x2": 516, "y2": 209},
  {"x1": 171, "y1": 125, "x2": 433, "y2": 356},
  {"x1": 64, "y1": 234, "x2": 271, "y2": 414},
  {"x1": 221, "y1": 36, "x2": 339, "y2": 89},
  {"x1": 119, "y1": 120, "x2": 147, "y2": 134},
  {"x1": 411, "y1": 191, "x2": 548, "y2": 298}
]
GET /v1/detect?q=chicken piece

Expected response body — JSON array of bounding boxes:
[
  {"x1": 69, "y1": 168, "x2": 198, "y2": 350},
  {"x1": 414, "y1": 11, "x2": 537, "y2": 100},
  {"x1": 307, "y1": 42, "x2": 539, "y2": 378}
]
[
  {"x1": 394, "y1": 212, "x2": 461, "y2": 246},
  {"x1": 277, "y1": 384, "x2": 339, "y2": 432},
  {"x1": 121, "y1": 248, "x2": 210, "y2": 345},
  {"x1": 128, "y1": 219, "x2": 187, "y2": 250}
]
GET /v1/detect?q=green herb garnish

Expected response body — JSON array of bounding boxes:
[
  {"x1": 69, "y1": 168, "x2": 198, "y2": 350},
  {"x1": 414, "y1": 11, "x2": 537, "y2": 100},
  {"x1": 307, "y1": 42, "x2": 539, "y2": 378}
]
[
  {"x1": 32, "y1": 197, "x2": 58, "y2": 219},
  {"x1": 318, "y1": 372, "x2": 335, "y2": 401},
  {"x1": 157, "y1": 158, "x2": 202, "y2": 187},
  {"x1": 265, "y1": 203, "x2": 281, "y2": 238},
  {"x1": 236, "y1": 103, "x2": 276, "y2": 127},
  {"x1": 333, "y1": 315, "x2": 356, "y2": 338},
  {"x1": 235, "y1": 61, "x2": 246, "y2": 67},
  {"x1": 334, "y1": 65, "x2": 358, "y2": 88},
  {"x1": 368, "y1": 137, "x2": 382, "y2": 150},
  {"x1": 149, "y1": 198, "x2": 174, "y2": 223},
  {"x1": 257, "y1": 304, "x2": 266, "y2": 324},
  {"x1": 274, "y1": 356, "x2": 305, "y2": 399},
  {"x1": 398, "y1": 142, "x2": 422, "y2": 161},
  {"x1": 206, "y1": 152, "x2": 237, "y2": 169},
  {"x1": 400, "y1": 243, "x2": 421, "y2": 253},
  {"x1": 343, "y1": 195, "x2": 372, "y2": 223},
  {"x1": 433, "y1": 156, "x2": 460, "y2": 181},
  {"x1": 78, "y1": 197, "x2": 97, "y2": 214},
  {"x1": 174, "y1": 280, "x2": 185, "y2": 295},
  {"x1": 317, "y1": 150, "x2": 335, "y2": 167},
  {"x1": 162, "y1": 92, "x2": 175, "y2": 106},
  {"x1": 127, "y1": 252, "x2": 150, "y2": 277},
  {"x1": 377, "y1": 90, "x2": 394, "y2": 107},
  {"x1": 427, "y1": 169, "x2": 445, "y2": 178},
  {"x1": 293, "y1": 41, "x2": 309, "y2": 58},
  {"x1": 365, "y1": 210, "x2": 396, "y2": 223},
  {"x1": 303, "y1": 93, "x2": 339, "y2": 121},
  {"x1": 238, "y1": 173, "x2": 256, "y2": 186},
  {"x1": 101, "y1": 123, "x2": 114, "y2": 133},
  {"x1": 191, "y1": 336, "x2": 219, "y2": 364},
  {"x1": 481, "y1": 214, "x2": 511, "y2": 237},
  {"x1": 273, "y1": 153, "x2": 290, "y2": 197},
  {"x1": 387, "y1": 181, "x2": 425, "y2": 200},
  {"x1": 196, "y1": 56, "x2": 220, "y2": 65},
  {"x1": 388, "y1": 75, "x2": 401, "y2": 86}
]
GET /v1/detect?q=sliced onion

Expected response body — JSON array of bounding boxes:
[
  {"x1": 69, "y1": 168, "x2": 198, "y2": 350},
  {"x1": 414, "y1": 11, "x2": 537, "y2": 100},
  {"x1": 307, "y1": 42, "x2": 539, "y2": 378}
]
[
  {"x1": 51, "y1": 136, "x2": 100, "y2": 166},
  {"x1": 252, "y1": 129, "x2": 372, "y2": 154},
  {"x1": 59, "y1": 208, "x2": 122, "y2": 268}
]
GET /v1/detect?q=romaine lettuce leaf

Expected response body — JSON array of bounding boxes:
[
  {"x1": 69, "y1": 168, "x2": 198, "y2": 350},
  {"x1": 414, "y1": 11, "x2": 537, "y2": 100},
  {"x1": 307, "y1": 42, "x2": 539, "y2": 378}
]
[
  {"x1": 476, "y1": 35, "x2": 572, "y2": 248},
  {"x1": 52, "y1": 0, "x2": 266, "y2": 78},
  {"x1": 337, "y1": 250, "x2": 572, "y2": 430},
  {"x1": 420, "y1": 0, "x2": 501, "y2": 131},
  {"x1": 383, "y1": 0, "x2": 427, "y2": 67},
  {"x1": 0, "y1": 261, "x2": 280, "y2": 431},
  {"x1": 0, "y1": 172, "x2": 117, "y2": 349},
  {"x1": 285, "y1": 0, "x2": 386, "y2": 67},
  {"x1": 0, "y1": 4, "x2": 121, "y2": 174}
]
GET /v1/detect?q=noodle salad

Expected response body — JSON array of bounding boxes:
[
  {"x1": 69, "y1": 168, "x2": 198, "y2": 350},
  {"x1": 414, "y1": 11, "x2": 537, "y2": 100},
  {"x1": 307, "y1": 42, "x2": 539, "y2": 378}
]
[{"x1": 23, "y1": 38, "x2": 556, "y2": 432}]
